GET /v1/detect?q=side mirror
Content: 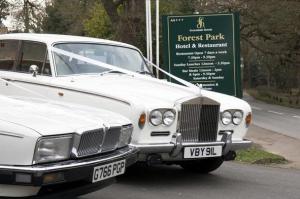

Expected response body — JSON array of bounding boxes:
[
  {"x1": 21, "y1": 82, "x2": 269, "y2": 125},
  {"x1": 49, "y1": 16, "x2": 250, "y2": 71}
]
[{"x1": 29, "y1": 65, "x2": 39, "y2": 77}]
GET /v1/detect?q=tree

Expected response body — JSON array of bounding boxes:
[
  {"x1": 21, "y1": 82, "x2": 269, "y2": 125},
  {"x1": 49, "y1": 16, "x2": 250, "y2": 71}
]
[
  {"x1": 43, "y1": 0, "x2": 95, "y2": 35},
  {"x1": 10, "y1": 0, "x2": 46, "y2": 32},
  {"x1": 0, "y1": 0, "x2": 9, "y2": 25},
  {"x1": 98, "y1": 0, "x2": 146, "y2": 49},
  {"x1": 87, "y1": 0, "x2": 183, "y2": 57},
  {"x1": 83, "y1": 2, "x2": 113, "y2": 39}
]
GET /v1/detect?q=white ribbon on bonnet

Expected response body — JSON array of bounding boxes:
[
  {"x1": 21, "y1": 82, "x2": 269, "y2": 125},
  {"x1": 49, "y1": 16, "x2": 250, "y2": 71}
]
[{"x1": 50, "y1": 46, "x2": 201, "y2": 94}]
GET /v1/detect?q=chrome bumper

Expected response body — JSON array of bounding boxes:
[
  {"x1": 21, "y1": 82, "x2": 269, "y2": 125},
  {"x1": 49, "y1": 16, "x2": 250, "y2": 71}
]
[
  {"x1": 0, "y1": 146, "x2": 138, "y2": 186},
  {"x1": 134, "y1": 132, "x2": 252, "y2": 161}
]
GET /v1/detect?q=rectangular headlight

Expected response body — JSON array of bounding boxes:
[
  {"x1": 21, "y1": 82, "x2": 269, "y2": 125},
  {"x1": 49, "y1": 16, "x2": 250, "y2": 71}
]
[
  {"x1": 33, "y1": 135, "x2": 73, "y2": 164},
  {"x1": 118, "y1": 125, "x2": 133, "y2": 148}
]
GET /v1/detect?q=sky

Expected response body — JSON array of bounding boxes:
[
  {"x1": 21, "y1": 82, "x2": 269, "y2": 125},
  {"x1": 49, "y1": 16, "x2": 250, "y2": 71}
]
[{"x1": 3, "y1": 16, "x2": 13, "y2": 30}]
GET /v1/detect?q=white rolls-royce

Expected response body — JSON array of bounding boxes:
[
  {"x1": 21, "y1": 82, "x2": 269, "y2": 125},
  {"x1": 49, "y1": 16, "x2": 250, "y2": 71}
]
[
  {"x1": 0, "y1": 94, "x2": 137, "y2": 198},
  {"x1": 0, "y1": 33, "x2": 252, "y2": 173}
]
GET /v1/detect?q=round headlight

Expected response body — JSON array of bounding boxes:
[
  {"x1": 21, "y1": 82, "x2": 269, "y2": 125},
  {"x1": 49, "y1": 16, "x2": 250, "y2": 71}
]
[
  {"x1": 233, "y1": 111, "x2": 243, "y2": 125},
  {"x1": 221, "y1": 111, "x2": 232, "y2": 125},
  {"x1": 150, "y1": 110, "x2": 163, "y2": 126},
  {"x1": 163, "y1": 110, "x2": 175, "y2": 126}
]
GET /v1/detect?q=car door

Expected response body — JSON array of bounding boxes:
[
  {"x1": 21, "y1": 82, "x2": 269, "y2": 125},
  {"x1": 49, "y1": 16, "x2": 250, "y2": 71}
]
[{"x1": 0, "y1": 40, "x2": 52, "y2": 98}]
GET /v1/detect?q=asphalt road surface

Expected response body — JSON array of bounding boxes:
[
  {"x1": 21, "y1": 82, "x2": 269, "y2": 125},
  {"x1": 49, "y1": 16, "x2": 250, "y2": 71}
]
[
  {"x1": 244, "y1": 94, "x2": 300, "y2": 139},
  {"x1": 80, "y1": 163, "x2": 300, "y2": 199}
]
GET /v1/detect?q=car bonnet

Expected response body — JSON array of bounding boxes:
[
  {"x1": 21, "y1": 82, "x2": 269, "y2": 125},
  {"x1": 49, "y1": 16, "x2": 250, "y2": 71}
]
[{"x1": 0, "y1": 95, "x2": 130, "y2": 136}]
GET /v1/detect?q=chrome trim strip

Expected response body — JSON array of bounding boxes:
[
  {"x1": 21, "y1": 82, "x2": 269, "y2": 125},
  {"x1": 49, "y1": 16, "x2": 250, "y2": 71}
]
[
  {"x1": 0, "y1": 131, "x2": 24, "y2": 138},
  {"x1": 0, "y1": 146, "x2": 137, "y2": 172},
  {"x1": 132, "y1": 143, "x2": 174, "y2": 153},
  {"x1": 5, "y1": 79, "x2": 131, "y2": 106},
  {"x1": 230, "y1": 139, "x2": 252, "y2": 150},
  {"x1": 135, "y1": 140, "x2": 252, "y2": 154}
]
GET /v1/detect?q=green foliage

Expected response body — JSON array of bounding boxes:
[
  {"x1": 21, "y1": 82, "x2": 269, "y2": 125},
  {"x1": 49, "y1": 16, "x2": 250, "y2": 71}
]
[
  {"x1": 84, "y1": 3, "x2": 113, "y2": 39},
  {"x1": 42, "y1": 1, "x2": 69, "y2": 34},
  {"x1": 160, "y1": 0, "x2": 188, "y2": 15},
  {"x1": 42, "y1": 0, "x2": 95, "y2": 35},
  {"x1": 236, "y1": 145, "x2": 287, "y2": 165}
]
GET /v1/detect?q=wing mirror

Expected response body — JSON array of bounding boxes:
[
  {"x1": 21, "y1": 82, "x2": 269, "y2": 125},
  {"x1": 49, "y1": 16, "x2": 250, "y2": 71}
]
[{"x1": 29, "y1": 65, "x2": 39, "y2": 77}]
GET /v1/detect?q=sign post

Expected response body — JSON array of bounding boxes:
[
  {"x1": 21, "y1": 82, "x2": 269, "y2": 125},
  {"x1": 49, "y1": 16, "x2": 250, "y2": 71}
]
[{"x1": 163, "y1": 13, "x2": 242, "y2": 98}]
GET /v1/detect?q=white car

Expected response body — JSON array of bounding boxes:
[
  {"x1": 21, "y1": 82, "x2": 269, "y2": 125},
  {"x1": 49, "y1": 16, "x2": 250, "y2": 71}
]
[
  {"x1": 0, "y1": 94, "x2": 137, "y2": 198},
  {"x1": 0, "y1": 33, "x2": 252, "y2": 173}
]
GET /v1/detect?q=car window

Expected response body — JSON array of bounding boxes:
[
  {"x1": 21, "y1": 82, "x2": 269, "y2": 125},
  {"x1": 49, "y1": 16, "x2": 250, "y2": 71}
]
[
  {"x1": 17, "y1": 41, "x2": 47, "y2": 75},
  {"x1": 54, "y1": 43, "x2": 150, "y2": 76},
  {"x1": 0, "y1": 40, "x2": 18, "y2": 71}
]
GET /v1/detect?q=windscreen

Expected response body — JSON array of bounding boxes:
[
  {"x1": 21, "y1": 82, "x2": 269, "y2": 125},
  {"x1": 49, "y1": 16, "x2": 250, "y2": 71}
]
[{"x1": 53, "y1": 43, "x2": 150, "y2": 76}]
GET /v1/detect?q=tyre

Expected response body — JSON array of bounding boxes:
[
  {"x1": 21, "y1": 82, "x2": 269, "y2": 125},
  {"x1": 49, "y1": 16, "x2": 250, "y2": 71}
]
[{"x1": 180, "y1": 157, "x2": 224, "y2": 173}]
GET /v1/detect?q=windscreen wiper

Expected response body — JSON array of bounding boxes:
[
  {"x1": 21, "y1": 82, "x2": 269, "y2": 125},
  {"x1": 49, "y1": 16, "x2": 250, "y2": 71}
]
[
  {"x1": 100, "y1": 70, "x2": 125, "y2": 75},
  {"x1": 136, "y1": 71, "x2": 154, "y2": 76}
]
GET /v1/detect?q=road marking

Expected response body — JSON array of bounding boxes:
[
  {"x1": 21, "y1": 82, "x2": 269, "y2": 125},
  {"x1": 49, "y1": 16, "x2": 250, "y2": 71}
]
[
  {"x1": 293, "y1": 115, "x2": 300, "y2": 119},
  {"x1": 252, "y1": 106, "x2": 262, "y2": 111},
  {"x1": 268, "y1": 110, "x2": 284, "y2": 115}
]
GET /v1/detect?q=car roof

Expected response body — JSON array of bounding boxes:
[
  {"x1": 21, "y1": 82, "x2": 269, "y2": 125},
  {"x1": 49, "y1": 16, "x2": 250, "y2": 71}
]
[{"x1": 0, "y1": 33, "x2": 138, "y2": 49}]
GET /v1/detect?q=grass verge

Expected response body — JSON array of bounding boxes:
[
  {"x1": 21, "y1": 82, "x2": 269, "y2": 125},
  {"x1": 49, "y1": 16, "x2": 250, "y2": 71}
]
[{"x1": 235, "y1": 145, "x2": 288, "y2": 165}]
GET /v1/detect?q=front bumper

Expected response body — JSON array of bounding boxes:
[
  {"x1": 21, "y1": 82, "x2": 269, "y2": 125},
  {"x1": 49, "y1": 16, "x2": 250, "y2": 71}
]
[
  {"x1": 0, "y1": 146, "x2": 138, "y2": 198},
  {"x1": 134, "y1": 132, "x2": 252, "y2": 162}
]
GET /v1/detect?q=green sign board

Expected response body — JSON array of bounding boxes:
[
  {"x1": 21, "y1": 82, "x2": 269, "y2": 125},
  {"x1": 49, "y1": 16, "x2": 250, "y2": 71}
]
[{"x1": 163, "y1": 13, "x2": 242, "y2": 98}]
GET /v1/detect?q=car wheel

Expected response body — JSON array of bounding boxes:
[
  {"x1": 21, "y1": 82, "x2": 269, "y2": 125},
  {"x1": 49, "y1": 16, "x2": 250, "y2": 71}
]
[{"x1": 180, "y1": 157, "x2": 224, "y2": 173}]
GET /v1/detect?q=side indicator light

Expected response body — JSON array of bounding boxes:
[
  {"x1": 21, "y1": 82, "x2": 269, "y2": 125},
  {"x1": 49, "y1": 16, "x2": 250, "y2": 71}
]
[
  {"x1": 139, "y1": 113, "x2": 146, "y2": 129},
  {"x1": 246, "y1": 113, "x2": 252, "y2": 127}
]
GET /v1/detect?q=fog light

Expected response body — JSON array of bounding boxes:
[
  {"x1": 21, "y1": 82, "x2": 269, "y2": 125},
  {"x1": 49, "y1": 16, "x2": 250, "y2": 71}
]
[
  {"x1": 43, "y1": 172, "x2": 65, "y2": 184},
  {"x1": 16, "y1": 173, "x2": 32, "y2": 183}
]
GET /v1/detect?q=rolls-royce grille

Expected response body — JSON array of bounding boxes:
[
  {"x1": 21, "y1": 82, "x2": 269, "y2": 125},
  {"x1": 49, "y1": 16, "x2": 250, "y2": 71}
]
[
  {"x1": 179, "y1": 98, "x2": 220, "y2": 143},
  {"x1": 77, "y1": 129, "x2": 104, "y2": 157},
  {"x1": 102, "y1": 127, "x2": 121, "y2": 152}
]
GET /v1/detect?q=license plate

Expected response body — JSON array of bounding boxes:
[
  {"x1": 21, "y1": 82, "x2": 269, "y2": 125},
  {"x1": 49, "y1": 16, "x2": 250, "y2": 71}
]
[
  {"x1": 184, "y1": 146, "x2": 222, "y2": 159},
  {"x1": 92, "y1": 160, "x2": 126, "y2": 183}
]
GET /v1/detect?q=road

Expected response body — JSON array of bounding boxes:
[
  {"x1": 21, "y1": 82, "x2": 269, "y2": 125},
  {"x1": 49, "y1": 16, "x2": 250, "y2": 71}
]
[
  {"x1": 243, "y1": 94, "x2": 300, "y2": 139},
  {"x1": 80, "y1": 163, "x2": 300, "y2": 199}
]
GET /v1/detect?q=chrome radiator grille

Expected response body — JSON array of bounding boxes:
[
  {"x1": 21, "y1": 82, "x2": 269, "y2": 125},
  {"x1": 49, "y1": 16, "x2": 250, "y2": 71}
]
[
  {"x1": 77, "y1": 129, "x2": 104, "y2": 157},
  {"x1": 102, "y1": 127, "x2": 121, "y2": 152},
  {"x1": 179, "y1": 97, "x2": 220, "y2": 143},
  {"x1": 77, "y1": 127, "x2": 121, "y2": 157}
]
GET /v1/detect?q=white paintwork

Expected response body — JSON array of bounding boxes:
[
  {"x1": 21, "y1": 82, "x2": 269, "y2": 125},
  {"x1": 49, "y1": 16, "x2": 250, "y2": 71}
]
[
  {"x1": 0, "y1": 95, "x2": 130, "y2": 165},
  {"x1": 0, "y1": 94, "x2": 131, "y2": 197},
  {"x1": 0, "y1": 33, "x2": 252, "y2": 155}
]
